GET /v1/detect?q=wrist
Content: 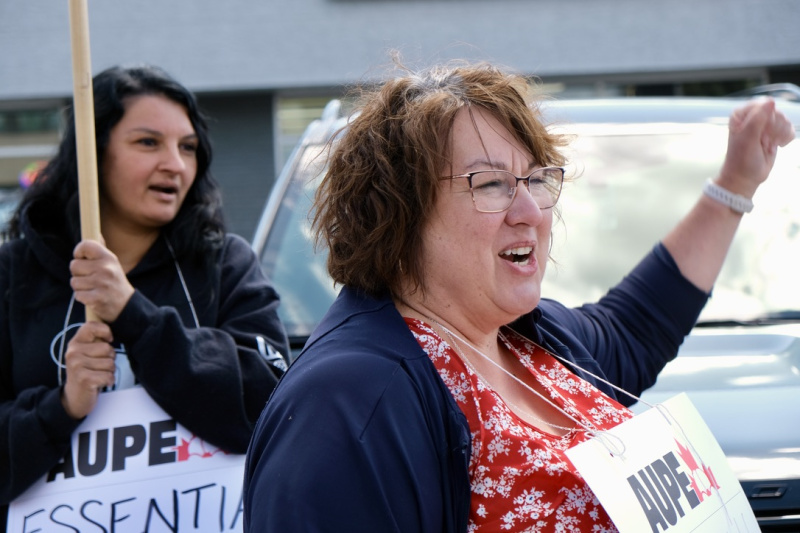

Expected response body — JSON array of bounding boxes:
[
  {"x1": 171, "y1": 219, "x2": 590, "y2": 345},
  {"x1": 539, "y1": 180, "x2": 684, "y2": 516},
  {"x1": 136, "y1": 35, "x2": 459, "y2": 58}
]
[{"x1": 702, "y1": 179, "x2": 754, "y2": 214}]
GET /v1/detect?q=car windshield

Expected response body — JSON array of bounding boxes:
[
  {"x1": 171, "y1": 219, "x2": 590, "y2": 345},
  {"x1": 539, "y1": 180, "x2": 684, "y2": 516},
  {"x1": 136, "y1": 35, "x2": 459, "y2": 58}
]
[
  {"x1": 260, "y1": 116, "x2": 800, "y2": 339},
  {"x1": 544, "y1": 122, "x2": 800, "y2": 324}
]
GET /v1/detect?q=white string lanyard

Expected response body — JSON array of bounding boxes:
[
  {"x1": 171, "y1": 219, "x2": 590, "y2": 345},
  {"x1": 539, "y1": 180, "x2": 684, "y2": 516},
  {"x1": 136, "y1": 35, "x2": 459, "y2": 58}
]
[
  {"x1": 541, "y1": 343, "x2": 654, "y2": 409},
  {"x1": 418, "y1": 311, "x2": 734, "y2": 524},
  {"x1": 164, "y1": 237, "x2": 201, "y2": 329},
  {"x1": 536, "y1": 340, "x2": 715, "y2": 459},
  {"x1": 425, "y1": 316, "x2": 627, "y2": 456},
  {"x1": 56, "y1": 237, "x2": 200, "y2": 386},
  {"x1": 544, "y1": 333, "x2": 735, "y2": 525}
]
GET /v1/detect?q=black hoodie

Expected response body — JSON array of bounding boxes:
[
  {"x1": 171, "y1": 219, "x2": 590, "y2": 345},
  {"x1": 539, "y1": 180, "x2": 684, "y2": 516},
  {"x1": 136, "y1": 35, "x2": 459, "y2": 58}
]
[{"x1": 0, "y1": 202, "x2": 289, "y2": 519}]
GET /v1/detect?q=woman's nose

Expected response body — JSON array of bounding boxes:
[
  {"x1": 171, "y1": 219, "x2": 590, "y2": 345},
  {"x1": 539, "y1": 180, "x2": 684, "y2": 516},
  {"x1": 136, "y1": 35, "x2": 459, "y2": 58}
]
[
  {"x1": 159, "y1": 144, "x2": 187, "y2": 173},
  {"x1": 507, "y1": 182, "x2": 544, "y2": 224}
]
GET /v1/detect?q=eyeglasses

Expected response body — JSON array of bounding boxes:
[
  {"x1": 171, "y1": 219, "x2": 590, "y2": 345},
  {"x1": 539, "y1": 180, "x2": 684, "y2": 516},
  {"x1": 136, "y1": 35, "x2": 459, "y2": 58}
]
[{"x1": 440, "y1": 166, "x2": 565, "y2": 213}]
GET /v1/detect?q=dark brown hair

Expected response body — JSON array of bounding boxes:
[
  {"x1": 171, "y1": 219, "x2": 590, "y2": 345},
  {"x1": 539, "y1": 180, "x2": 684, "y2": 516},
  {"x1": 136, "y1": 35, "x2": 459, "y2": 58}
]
[
  {"x1": 313, "y1": 60, "x2": 567, "y2": 297},
  {"x1": 7, "y1": 64, "x2": 224, "y2": 264}
]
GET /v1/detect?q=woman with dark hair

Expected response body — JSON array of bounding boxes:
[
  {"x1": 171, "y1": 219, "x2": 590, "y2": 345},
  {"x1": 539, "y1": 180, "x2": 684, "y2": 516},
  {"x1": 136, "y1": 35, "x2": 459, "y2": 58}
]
[
  {"x1": 243, "y1": 61, "x2": 794, "y2": 532},
  {"x1": 0, "y1": 64, "x2": 289, "y2": 523}
]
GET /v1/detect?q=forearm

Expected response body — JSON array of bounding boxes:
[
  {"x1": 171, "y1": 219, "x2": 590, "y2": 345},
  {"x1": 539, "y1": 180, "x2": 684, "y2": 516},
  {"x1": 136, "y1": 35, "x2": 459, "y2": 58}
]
[
  {"x1": 667, "y1": 97, "x2": 796, "y2": 292},
  {"x1": 662, "y1": 192, "x2": 743, "y2": 293}
]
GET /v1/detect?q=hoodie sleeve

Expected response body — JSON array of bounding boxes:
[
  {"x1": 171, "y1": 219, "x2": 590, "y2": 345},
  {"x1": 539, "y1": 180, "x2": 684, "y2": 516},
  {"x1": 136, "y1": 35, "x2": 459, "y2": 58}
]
[
  {"x1": 0, "y1": 242, "x2": 83, "y2": 505},
  {"x1": 109, "y1": 234, "x2": 290, "y2": 454}
]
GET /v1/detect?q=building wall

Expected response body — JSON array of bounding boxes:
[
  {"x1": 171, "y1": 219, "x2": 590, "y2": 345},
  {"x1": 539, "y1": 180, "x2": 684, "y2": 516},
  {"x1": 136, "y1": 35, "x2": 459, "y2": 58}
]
[
  {"x1": 1, "y1": 0, "x2": 798, "y2": 237},
  {"x1": 2, "y1": 0, "x2": 799, "y2": 98},
  {"x1": 198, "y1": 93, "x2": 277, "y2": 238}
]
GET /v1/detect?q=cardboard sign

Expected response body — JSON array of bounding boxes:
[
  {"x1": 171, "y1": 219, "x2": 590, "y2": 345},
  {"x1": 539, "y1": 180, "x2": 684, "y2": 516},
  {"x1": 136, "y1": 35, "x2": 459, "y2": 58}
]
[
  {"x1": 7, "y1": 387, "x2": 246, "y2": 533},
  {"x1": 566, "y1": 393, "x2": 759, "y2": 532}
]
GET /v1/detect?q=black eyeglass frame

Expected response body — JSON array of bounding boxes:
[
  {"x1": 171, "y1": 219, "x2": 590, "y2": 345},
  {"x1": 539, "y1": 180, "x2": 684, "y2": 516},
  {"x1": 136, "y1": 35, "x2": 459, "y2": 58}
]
[{"x1": 439, "y1": 166, "x2": 565, "y2": 213}]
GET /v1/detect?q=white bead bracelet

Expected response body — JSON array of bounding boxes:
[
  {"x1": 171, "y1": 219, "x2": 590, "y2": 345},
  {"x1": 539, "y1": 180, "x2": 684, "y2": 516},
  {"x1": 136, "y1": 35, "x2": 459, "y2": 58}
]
[{"x1": 702, "y1": 179, "x2": 754, "y2": 214}]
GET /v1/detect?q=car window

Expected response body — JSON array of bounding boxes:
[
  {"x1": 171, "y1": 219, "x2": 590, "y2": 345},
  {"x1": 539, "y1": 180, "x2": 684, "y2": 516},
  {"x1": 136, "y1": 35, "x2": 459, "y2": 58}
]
[{"x1": 259, "y1": 144, "x2": 338, "y2": 338}]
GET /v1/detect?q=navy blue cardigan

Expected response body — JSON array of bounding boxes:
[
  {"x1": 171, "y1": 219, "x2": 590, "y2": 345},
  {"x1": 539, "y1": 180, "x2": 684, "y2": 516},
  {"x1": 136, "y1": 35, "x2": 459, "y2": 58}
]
[{"x1": 244, "y1": 244, "x2": 708, "y2": 532}]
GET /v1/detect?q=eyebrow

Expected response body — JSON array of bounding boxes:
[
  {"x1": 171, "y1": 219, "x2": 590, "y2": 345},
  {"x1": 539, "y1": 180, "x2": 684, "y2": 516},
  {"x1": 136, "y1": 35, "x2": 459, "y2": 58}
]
[
  {"x1": 463, "y1": 158, "x2": 537, "y2": 174},
  {"x1": 127, "y1": 127, "x2": 198, "y2": 140}
]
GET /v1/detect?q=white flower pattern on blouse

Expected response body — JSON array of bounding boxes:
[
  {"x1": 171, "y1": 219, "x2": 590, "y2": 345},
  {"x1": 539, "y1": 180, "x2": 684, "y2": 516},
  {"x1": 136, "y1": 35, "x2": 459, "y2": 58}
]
[{"x1": 407, "y1": 319, "x2": 633, "y2": 533}]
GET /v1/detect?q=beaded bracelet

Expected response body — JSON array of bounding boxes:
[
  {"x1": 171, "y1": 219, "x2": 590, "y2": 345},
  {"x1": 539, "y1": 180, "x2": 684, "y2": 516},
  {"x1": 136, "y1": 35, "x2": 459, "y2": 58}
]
[{"x1": 702, "y1": 179, "x2": 754, "y2": 214}]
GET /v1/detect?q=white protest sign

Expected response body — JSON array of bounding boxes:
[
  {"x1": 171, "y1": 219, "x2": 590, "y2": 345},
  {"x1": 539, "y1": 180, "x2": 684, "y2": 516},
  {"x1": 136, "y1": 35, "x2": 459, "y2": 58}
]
[
  {"x1": 8, "y1": 386, "x2": 246, "y2": 533},
  {"x1": 566, "y1": 393, "x2": 759, "y2": 532}
]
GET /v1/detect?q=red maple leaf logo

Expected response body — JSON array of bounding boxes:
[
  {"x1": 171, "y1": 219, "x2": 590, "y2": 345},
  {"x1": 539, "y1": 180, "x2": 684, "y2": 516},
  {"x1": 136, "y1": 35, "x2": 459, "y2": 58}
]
[
  {"x1": 675, "y1": 439, "x2": 699, "y2": 472},
  {"x1": 689, "y1": 475, "x2": 706, "y2": 502},
  {"x1": 173, "y1": 435, "x2": 228, "y2": 462},
  {"x1": 176, "y1": 438, "x2": 193, "y2": 461},
  {"x1": 703, "y1": 463, "x2": 721, "y2": 491},
  {"x1": 674, "y1": 437, "x2": 721, "y2": 501}
]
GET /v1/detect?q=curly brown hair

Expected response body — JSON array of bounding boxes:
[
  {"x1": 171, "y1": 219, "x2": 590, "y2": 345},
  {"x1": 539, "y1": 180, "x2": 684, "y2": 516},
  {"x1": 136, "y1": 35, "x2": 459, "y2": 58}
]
[{"x1": 313, "y1": 60, "x2": 568, "y2": 298}]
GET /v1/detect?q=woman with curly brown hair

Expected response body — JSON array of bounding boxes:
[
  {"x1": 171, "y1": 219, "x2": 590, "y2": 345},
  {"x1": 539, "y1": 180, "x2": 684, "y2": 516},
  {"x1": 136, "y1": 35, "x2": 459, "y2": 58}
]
[{"x1": 244, "y1": 61, "x2": 793, "y2": 532}]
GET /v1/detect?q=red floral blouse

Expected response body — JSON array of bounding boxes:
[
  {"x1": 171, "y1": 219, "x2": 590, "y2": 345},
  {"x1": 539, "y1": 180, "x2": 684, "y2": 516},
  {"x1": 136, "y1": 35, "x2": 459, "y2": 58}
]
[{"x1": 407, "y1": 318, "x2": 634, "y2": 532}]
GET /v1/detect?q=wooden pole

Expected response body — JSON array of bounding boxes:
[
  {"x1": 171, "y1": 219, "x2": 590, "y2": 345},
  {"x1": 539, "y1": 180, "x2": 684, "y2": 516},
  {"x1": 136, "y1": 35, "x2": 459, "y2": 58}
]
[{"x1": 68, "y1": 0, "x2": 101, "y2": 322}]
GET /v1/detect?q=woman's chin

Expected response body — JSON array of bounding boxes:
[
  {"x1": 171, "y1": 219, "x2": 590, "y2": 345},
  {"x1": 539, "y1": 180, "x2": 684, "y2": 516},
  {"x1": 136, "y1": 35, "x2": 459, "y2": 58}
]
[{"x1": 500, "y1": 291, "x2": 541, "y2": 321}]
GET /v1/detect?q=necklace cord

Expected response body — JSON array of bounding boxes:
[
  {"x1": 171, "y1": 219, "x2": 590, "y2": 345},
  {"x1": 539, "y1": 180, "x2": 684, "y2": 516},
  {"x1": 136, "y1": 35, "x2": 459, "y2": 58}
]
[
  {"x1": 414, "y1": 313, "x2": 729, "y2": 515},
  {"x1": 419, "y1": 312, "x2": 599, "y2": 435},
  {"x1": 429, "y1": 319, "x2": 628, "y2": 457},
  {"x1": 57, "y1": 236, "x2": 200, "y2": 387},
  {"x1": 541, "y1": 344, "x2": 655, "y2": 410},
  {"x1": 57, "y1": 294, "x2": 76, "y2": 387},
  {"x1": 164, "y1": 237, "x2": 200, "y2": 329}
]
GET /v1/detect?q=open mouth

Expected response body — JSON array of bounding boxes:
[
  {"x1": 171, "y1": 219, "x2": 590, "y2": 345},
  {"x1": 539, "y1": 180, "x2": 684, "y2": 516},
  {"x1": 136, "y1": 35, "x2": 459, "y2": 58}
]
[
  {"x1": 500, "y1": 246, "x2": 533, "y2": 266},
  {"x1": 150, "y1": 184, "x2": 178, "y2": 195}
]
